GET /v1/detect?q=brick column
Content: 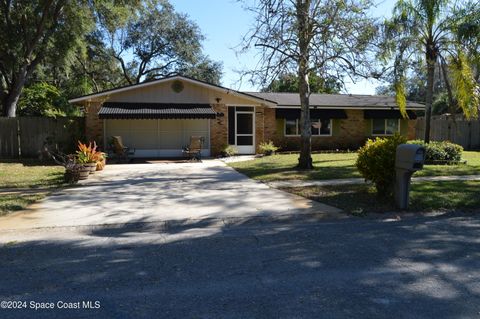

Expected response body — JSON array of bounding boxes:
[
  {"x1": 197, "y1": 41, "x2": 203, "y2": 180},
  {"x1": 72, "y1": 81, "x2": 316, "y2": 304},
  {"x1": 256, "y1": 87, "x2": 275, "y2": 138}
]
[
  {"x1": 85, "y1": 101, "x2": 104, "y2": 146},
  {"x1": 210, "y1": 103, "x2": 227, "y2": 156}
]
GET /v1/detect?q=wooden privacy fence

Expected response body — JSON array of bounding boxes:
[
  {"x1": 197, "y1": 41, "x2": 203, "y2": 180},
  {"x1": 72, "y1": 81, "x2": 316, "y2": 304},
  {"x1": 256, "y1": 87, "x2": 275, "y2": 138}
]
[
  {"x1": 415, "y1": 116, "x2": 480, "y2": 150},
  {"x1": 0, "y1": 117, "x2": 84, "y2": 158}
]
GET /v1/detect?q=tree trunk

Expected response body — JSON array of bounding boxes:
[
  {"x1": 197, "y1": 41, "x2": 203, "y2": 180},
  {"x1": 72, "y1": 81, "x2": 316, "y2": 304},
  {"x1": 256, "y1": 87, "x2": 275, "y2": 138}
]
[
  {"x1": 296, "y1": 0, "x2": 313, "y2": 169},
  {"x1": 3, "y1": 65, "x2": 29, "y2": 117},
  {"x1": 424, "y1": 46, "x2": 436, "y2": 143}
]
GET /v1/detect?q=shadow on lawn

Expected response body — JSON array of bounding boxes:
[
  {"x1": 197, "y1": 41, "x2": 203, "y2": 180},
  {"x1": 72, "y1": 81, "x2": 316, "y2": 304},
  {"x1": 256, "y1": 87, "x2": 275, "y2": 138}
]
[
  {"x1": 1, "y1": 213, "x2": 480, "y2": 318},
  {"x1": 235, "y1": 162, "x2": 360, "y2": 180}
]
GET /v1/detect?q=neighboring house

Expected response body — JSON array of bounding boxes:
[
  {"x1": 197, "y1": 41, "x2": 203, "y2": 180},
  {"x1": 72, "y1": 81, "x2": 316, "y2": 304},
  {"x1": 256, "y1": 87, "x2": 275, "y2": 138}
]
[{"x1": 69, "y1": 75, "x2": 424, "y2": 157}]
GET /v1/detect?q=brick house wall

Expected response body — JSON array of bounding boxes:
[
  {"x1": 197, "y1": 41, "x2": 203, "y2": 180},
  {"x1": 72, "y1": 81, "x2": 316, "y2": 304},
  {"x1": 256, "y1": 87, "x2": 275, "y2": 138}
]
[
  {"x1": 85, "y1": 101, "x2": 103, "y2": 146},
  {"x1": 85, "y1": 101, "x2": 419, "y2": 155},
  {"x1": 265, "y1": 109, "x2": 418, "y2": 151},
  {"x1": 209, "y1": 104, "x2": 278, "y2": 156},
  {"x1": 210, "y1": 103, "x2": 228, "y2": 156}
]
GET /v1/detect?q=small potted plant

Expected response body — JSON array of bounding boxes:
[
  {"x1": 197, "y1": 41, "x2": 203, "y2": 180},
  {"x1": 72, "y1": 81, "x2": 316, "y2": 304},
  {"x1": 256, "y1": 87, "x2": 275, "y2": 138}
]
[
  {"x1": 46, "y1": 148, "x2": 82, "y2": 184},
  {"x1": 96, "y1": 152, "x2": 107, "y2": 171},
  {"x1": 76, "y1": 141, "x2": 98, "y2": 174},
  {"x1": 259, "y1": 141, "x2": 279, "y2": 156}
]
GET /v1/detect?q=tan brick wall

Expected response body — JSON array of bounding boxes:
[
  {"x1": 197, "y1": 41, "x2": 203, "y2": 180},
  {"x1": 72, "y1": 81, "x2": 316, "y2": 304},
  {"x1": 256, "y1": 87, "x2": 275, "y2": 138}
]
[
  {"x1": 209, "y1": 104, "x2": 277, "y2": 156},
  {"x1": 84, "y1": 101, "x2": 103, "y2": 146},
  {"x1": 269, "y1": 109, "x2": 368, "y2": 151},
  {"x1": 408, "y1": 119, "x2": 417, "y2": 139},
  {"x1": 263, "y1": 107, "x2": 277, "y2": 143},
  {"x1": 254, "y1": 105, "x2": 277, "y2": 153},
  {"x1": 210, "y1": 103, "x2": 228, "y2": 156}
]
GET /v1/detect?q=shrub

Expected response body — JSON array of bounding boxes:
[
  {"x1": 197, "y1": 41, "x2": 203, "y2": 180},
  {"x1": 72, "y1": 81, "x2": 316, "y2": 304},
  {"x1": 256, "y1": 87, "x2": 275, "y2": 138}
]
[
  {"x1": 259, "y1": 141, "x2": 279, "y2": 155},
  {"x1": 221, "y1": 145, "x2": 238, "y2": 157},
  {"x1": 408, "y1": 140, "x2": 463, "y2": 163},
  {"x1": 356, "y1": 134, "x2": 407, "y2": 198},
  {"x1": 441, "y1": 142, "x2": 463, "y2": 162}
]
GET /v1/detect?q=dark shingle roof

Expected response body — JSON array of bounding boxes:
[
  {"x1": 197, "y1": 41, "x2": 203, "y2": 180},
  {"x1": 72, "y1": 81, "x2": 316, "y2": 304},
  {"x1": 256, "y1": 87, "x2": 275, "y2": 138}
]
[
  {"x1": 98, "y1": 103, "x2": 216, "y2": 119},
  {"x1": 244, "y1": 92, "x2": 424, "y2": 109}
]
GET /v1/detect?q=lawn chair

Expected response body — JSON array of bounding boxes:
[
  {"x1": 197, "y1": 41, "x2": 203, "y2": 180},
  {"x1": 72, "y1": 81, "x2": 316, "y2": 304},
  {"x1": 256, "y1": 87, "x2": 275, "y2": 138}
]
[
  {"x1": 183, "y1": 136, "x2": 204, "y2": 161},
  {"x1": 111, "y1": 136, "x2": 135, "y2": 162}
]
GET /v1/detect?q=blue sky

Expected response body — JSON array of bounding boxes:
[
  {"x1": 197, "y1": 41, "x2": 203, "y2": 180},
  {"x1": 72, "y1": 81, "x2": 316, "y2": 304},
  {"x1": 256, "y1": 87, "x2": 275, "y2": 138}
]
[{"x1": 170, "y1": 0, "x2": 397, "y2": 94}]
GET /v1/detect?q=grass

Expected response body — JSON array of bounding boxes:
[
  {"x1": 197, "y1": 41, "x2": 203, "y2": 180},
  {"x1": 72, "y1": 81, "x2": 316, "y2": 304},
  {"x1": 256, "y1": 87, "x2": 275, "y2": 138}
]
[
  {"x1": 0, "y1": 160, "x2": 65, "y2": 215},
  {"x1": 230, "y1": 151, "x2": 480, "y2": 182},
  {"x1": 284, "y1": 180, "x2": 480, "y2": 214}
]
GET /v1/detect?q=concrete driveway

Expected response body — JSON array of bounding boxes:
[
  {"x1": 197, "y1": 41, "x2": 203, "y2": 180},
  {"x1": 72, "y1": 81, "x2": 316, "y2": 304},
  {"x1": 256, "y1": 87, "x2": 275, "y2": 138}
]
[
  {"x1": 1, "y1": 161, "x2": 480, "y2": 318},
  {"x1": 0, "y1": 160, "x2": 340, "y2": 230}
]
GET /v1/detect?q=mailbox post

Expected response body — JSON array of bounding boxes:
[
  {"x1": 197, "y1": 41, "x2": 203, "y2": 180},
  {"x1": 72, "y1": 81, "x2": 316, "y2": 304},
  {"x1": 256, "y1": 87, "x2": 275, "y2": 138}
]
[{"x1": 395, "y1": 144, "x2": 425, "y2": 209}]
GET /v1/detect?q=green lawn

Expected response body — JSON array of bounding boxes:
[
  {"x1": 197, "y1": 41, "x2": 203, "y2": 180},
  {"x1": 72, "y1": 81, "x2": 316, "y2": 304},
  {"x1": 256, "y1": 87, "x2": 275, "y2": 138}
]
[
  {"x1": 0, "y1": 160, "x2": 65, "y2": 215},
  {"x1": 285, "y1": 180, "x2": 480, "y2": 214},
  {"x1": 230, "y1": 151, "x2": 480, "y2": 182}
]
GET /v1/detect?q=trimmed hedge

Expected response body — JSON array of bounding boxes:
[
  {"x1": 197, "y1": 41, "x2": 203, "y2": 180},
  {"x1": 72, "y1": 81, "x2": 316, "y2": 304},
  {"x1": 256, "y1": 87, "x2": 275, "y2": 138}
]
[{"x1": 408, "y1": 140, "x2": 463, "y2": 164}]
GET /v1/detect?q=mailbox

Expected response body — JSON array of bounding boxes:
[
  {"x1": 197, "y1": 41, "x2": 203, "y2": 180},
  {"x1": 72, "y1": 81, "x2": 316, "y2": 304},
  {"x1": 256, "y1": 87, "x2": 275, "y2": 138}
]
[
  {"x1": 395, "y1": 144, "x2": 425, "y2": 209},
  {"x1": 395, "y1": 144, "x2": 425, "y2": 171}
]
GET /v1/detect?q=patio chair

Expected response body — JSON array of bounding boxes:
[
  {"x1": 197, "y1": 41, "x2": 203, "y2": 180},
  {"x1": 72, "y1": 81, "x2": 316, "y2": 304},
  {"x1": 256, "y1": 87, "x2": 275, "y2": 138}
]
[
  {"x1": 111, "y1": 136, "x2": 135, "y2": 162},
  {"x1": 183, "y1": 136, "x2": 204, "y2": 161}
]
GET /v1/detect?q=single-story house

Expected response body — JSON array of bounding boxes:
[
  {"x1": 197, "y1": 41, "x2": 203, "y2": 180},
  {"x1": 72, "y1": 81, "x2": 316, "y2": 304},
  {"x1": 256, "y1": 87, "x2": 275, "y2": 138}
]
[{"x1": 69, "y1": 75, "x2": 424, "y2": 157}]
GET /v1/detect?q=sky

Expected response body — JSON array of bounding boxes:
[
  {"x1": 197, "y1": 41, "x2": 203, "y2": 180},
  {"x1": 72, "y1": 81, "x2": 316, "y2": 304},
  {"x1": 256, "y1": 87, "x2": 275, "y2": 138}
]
[{"x1": 170, "y1": 0, "x2": 398, "y2": 94}]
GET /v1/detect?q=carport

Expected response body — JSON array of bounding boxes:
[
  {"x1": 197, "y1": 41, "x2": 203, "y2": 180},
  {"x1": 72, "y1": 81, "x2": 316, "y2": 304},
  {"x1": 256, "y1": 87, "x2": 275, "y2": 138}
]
[{"x1": 99, "y1": 102, "x2": 216, "y2": 157}]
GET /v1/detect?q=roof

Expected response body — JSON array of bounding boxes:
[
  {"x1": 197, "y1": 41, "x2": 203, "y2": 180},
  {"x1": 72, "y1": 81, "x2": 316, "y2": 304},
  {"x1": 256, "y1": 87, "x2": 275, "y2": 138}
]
[
  {"x1": 69, "y1": 75, "x2": 424, "y2": 110},
  {"x1": 98, "y1": 103, "x2": 216, "y2": 119},
  {"x1": 69, "y1": 75, "x2": 276, "y2": 106},
  {"x1": 245, "y1": 92, "x2": 425, "y2": 110}
]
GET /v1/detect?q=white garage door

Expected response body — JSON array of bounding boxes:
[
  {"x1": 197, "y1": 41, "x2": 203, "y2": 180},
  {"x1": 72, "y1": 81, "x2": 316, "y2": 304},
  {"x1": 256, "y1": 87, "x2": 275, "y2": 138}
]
[{"x1": 105, "y1": 119, "x2": 210, "y2": 157}]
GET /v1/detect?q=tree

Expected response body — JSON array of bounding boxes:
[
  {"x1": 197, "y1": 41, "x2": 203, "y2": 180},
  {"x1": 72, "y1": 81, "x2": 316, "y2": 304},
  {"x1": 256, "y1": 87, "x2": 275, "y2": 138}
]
[
  {"x1": 380, "y1": 0, "x2": 479, "y2": 142},
  {"x1": 241, "y1": 0, "x2": 376, "y2": 169},
  {"x1": 452, "y1": 0, "x2": 479, "y2": 82},
  {"x1": 17, "y1": 82, "x2": 80, "y2": 117},
  {"x1": 101, "y1": 0, "x2": 221, "y2": 85},
  {"x1": 262, "y1": 73, "x2": 341, "y2": 93},
  {"x1": 0, "y1": 0, "x2": 95, "y2": 117}
]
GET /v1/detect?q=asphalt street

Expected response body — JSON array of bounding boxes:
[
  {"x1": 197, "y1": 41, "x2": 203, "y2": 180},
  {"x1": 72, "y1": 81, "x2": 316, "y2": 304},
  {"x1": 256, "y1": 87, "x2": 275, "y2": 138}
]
[{"x1": 1, "y1": 212, "x2": 479, "y2": 319}]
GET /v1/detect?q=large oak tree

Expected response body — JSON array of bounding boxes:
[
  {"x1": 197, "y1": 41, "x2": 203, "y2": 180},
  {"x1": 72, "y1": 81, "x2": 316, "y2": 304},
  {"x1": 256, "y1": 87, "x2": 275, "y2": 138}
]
[
  {"x1": 0, "y1": 0, "x2": 95, "y2": 117},
  {"x1": 241, "y1": 0, "x2": 376, "y2": 169}
]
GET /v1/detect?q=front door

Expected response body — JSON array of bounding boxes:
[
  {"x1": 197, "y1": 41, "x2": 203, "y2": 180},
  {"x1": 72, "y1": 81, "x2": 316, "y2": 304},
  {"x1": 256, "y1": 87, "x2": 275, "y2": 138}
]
[{"x1": 235, "y1": 111, "x2": 255, "y2": 154}]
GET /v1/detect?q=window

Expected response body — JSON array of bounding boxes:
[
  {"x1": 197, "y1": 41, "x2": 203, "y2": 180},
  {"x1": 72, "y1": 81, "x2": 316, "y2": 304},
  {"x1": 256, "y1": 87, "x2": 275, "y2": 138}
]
[
  {"x1": 285, "y1": 119, "x2": 298, "y2": 135},
  {"x1": 311, "y1": 118, "x2": 331, "y2": 136},
  {"x1": 372, "y1": 119, "x2": 400, "y2": 135},
  {"x1": 285, "y1": 119, "x2": 332, "y2": 136}
]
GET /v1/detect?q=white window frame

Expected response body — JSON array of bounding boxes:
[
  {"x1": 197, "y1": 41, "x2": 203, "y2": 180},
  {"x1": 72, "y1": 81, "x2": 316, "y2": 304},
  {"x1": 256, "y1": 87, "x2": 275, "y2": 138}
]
[
  {"x1": 371, "y1": 118, "x2": 401, "y2": 136},
  {"x1": 284, "y1": 118, "x2": 332, "y2": 137}
]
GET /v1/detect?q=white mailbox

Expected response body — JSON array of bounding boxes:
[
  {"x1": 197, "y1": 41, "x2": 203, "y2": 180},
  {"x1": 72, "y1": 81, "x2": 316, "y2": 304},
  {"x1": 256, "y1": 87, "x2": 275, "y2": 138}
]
[
  {"x1": 395, "y1": 144, "x2": 425, "y2": 171},
  {"x1": 395, "y1": 144, "x2": 425, "y2": 209}
]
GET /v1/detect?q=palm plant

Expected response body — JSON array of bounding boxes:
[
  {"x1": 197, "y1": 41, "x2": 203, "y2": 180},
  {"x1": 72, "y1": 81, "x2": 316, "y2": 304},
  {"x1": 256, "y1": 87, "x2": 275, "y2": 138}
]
[{"x1": 381, "y1": 0, "x2": 479, "y2": 142}]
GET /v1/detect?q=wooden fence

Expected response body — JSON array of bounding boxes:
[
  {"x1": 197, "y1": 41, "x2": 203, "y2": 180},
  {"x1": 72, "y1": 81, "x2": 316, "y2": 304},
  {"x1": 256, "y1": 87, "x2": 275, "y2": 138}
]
[
  {"x1": 0, "y1": 117, "x2": 84, "y2": 158},
  {"x1": 415, "y1": 116, "x2": 480, "y2": 150}
]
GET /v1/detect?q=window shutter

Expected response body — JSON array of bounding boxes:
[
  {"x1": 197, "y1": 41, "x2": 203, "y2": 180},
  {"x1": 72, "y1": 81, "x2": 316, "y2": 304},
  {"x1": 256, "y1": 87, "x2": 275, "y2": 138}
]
[
  {"x1": 276, "y1": 119, "x2": 285, "y2": 135},
  {"x1": 364, "y1": 119, "x2": 372, "y2": 136},
  {"x1": 400, "y1": 119, "x2": 409, "y2": 136},
  {"x1": 332, "y1": 119, "x2": 341, "y2": 136},
  {"x1": 228, "y1": 107, "x2": 235, "y2": 145}
]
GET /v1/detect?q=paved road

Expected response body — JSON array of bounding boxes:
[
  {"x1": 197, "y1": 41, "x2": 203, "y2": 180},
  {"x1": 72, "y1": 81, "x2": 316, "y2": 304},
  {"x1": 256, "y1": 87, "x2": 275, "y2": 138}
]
[{"x1": 1, "y1": 212, "x2": 480, "y2": 318}]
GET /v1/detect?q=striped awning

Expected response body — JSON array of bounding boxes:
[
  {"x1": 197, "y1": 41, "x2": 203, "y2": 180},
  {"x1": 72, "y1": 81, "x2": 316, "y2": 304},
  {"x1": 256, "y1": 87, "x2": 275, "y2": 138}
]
[
  {"x1": 98, "y1": 102, "x2": 217, "y2": 119},
  {"x1": 364, "y1": 110, "x2": 417, "y2": 119},
  {"x1": 275, "y1": 108, "x2": 347, "y2": 119}
]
